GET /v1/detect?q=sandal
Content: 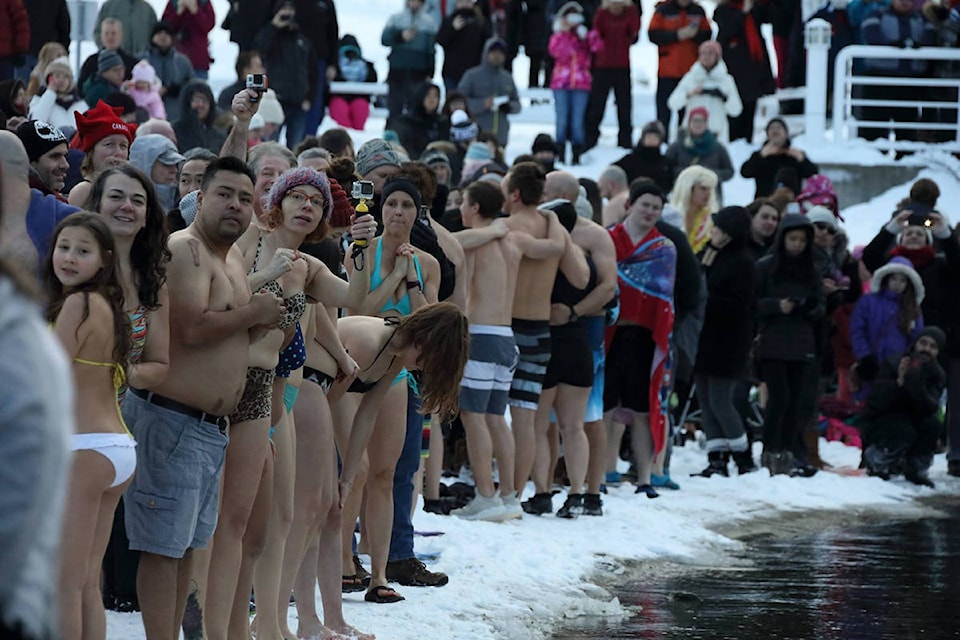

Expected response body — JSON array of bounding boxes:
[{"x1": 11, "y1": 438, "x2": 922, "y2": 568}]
[
  {"x1": 364, "y1": 585, "x2": 404, "y2": 604},
  {"x1": 341, "y1": 574, "x2": 365, "y2": 593}
]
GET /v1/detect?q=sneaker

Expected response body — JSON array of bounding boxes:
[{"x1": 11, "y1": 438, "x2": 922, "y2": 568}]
[
  {"x1": 604, "y1": 471, "x2": 622, "y2": 487},
  {"x1": 521, "y1": 492, "x2": 553, "y2": 515},
  {"x1": 385, "y1": 558, "x2": 449, "y2": 587},
  {"x1": 500, "y1": 492, "x2": 523, "y2": 520},
  {"x1": 556, "y1": 494, "x2": 584, "y2": 519},
  {"x1": 450, "y1": 493, "x2": 507, "y2": 522},
  {"x1": 582, "y1": 493, "x2": 603, "y2": 516},
  {"x1": 651, "y1": 473, "x2": 680, "y2": 490}
]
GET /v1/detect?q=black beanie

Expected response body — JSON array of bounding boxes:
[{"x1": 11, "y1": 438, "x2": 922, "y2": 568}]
[
  {"x1": 628, "y1": 179, "x2": 664, "y2": 205},
  {"x1": 381, "y1": 179, "x2": 422, "y2": 212},
  {"x1": 16, "y1": 120, "x2": 68, "y2": 162},
  {"x1": 917, "y1": 326, "x2": 946, "y2": 351}
]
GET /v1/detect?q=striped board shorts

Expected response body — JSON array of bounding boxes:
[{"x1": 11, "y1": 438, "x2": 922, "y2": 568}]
[
  {"x1": 459, "y1": 325, "x2": 519, "y2": 416},
  {"x1": 508, "y1": 318, "x2": 552, "y2": 411}
]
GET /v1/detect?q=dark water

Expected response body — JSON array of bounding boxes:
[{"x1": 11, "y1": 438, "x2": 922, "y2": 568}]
[{"x1": 555, "y1": 505, "x2": 960, "y2": 640}]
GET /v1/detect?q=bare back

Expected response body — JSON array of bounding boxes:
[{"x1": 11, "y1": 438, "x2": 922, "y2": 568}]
[
  {"x1": 466, "y1": 233, "x2": 522, "y2": 326},
  {"x1": 151, "y1": 231, "x2": 253, "y2": 416},
  {"x1": 506, "y1": 207, "x2": 560, "y2": 321}
]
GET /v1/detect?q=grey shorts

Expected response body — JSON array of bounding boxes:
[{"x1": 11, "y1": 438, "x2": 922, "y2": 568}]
[
  {"x1": 509, "y1": 318, "x2": 552, "y2": 410},
  {"x1": 459, "y1": 326, "x2": 519, "y2": 415},
  {"x1": 122, "y1": 391, "x2": 229, "y2": 558}
]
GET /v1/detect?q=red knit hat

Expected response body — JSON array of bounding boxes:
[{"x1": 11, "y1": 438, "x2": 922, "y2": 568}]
[
  {"x1": 71, "y1": 100, "x2": 137, "y2": 152},
  {"x1": 688, "y1": 105, "x2": 710, "y2": 122},
  {"x1": 328, "y1": 177, "x2": 355, "y2": 229}
]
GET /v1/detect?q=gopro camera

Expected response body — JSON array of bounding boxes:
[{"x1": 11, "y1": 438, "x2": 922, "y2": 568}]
[
  {"x1": 352, "y1": 181, "x2": 374, "y2": 200},
  {"x1": 246, "y1": 74, "x2": 268, "y2": 102}
]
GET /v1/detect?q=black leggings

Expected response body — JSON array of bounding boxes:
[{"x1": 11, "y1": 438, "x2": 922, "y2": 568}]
[{"x1": 760, "y1": 359, "x2": 811, "y2": 453}]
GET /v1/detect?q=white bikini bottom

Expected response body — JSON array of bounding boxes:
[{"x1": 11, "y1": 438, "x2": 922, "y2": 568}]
[{"x1": 71, "y1": 433, "x2": 137, "y2": 488}]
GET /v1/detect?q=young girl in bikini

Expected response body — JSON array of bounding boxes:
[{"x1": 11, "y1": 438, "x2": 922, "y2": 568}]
[{"x1": 45, "y1": 213, "x2": 134, "y2": 640}]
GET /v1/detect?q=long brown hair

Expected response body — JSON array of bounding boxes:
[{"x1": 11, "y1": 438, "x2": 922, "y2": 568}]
[
  {"x1": 888, "y1": 275, "x2": 921, "y2": 337},
  {"x1": 43, "y1": 212, "x2": 132, "y2": 367},
  {"x1": 395, "y1": 302, "x2": 469, "y2": 420}
]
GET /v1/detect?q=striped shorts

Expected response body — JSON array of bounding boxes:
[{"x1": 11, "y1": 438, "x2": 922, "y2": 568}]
[
  {"x1": 459, "y1": 325, "x2": 518, "y2": 415},
  {"x1": 508, "y1": 318, "x2": 552, "y2": 410}
]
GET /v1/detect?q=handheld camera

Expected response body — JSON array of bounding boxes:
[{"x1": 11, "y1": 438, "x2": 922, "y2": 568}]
[
  {"x1": 246, "y1": 74, "x2": 268, "y2": 102},
  {"x1": 351, "y1": 181, "x2": 375, "y2": 201}
]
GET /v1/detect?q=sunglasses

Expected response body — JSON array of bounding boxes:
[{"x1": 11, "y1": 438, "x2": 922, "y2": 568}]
[{"x1": 814, "y1": 222, "x2": 836, "y2": 235}]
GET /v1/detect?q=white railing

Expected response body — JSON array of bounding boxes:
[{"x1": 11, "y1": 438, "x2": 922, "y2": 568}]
[{"x1": 830, "y1": 45, "x2": 960, "y2": 150}]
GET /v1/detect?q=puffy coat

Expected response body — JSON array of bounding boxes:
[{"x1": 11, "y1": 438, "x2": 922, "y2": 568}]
[
  {"x1": 647, "y1": 0, "x2": 711, "y2": 79},
  {"x1": 592, "y1": 4, "x2": 641, "y2": 69},
  {"x1": 381, "y1": 5, "x2": 438, "y2": 73},
  {"x1": 0, "y1": 0, "x2": 29, "y2": 58},
  {"x1": 28, "y1": 90, "x2": 89, "y2": 131},
  {"x1": 548, "y1": 28, "x2": 603, "y2": 91},
  {"x1": 666, "y1": 59, "x2": 743, "y2": 142},
  {"x1": 613, "y1": 144, "x2": 674, "y2": 193},
  {"x1": 754, "y1": 214, "x2": 826, "y2": 362},
  {"x1": 162, "y1": 0, "x2": 215, "y2": 73},
  {"x1": 393, "y1": 82, "x2": 446, "y2": 159},
  {"x1": 664, "y1": 129, "x2": 734, "y2": 185},
  {"x1": 458, "y1": 38, "x2": 521, "y2": 146},
  {"x1": 739, "y1": 142, "x2": 819, "y2": 198},
  {"x1": 850, "y1": 288, "x2": 924, "y2": 364},
  {"x1": 173, "y1": 80, "x2": 226, "y2": 153},
  {"x1": 94, "y1": 0, "x2": 158, "y2": 55}
]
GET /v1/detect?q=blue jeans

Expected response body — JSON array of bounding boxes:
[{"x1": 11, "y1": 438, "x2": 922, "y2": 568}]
[
  {"x1": 553, "y1": 88, "x2": 589, "y2": 146},
  {"x1": 13, "y1": 53, "x2": 37, "y2": 82},
  {"x1": 302, "y1": 60, "x2": 327, "y2": 140},
  {"x1": 388, "y1": 384, "x2": 423, "y2": 562},
  {"x1": 281, "y1": 102, "x2": 307, "y2": 150}
]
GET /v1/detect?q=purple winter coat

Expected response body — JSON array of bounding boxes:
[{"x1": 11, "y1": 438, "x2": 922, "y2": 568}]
[
  {"x1": 849, "y1": 289, "x2": 924, "y2": 363},
  {"x1": 548, "y1": 29, "x2": 603, "y2": 91}
]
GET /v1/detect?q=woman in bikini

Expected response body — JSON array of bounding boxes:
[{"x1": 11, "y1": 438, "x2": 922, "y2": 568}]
[
  {"x1": 337, "y1": 303, "x2": 469, "y2": 603},
  {"x1": 202, "y1": 167, "x2": 373, "y2": 640},
  {"x1": 336, "y1": 178, "x2": 445, "y2": 604},
  {"x1": 45, "y1": 213, "x2": 134, "y2": 640}
]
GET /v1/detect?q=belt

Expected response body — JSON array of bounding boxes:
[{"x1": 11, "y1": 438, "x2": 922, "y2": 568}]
[{"x1": 131, "y1": 388, "x2": 228, "y2": 432}]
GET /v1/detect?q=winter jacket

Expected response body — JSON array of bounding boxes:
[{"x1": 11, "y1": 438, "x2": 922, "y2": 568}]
[
  {"x1": 172, "y1": 80, "x2": 226, "y2": 153},
  {"x1": 613, "y1": 144, "x2": 674, "y2": 193},
  {"x1": 162, "y1": 0, "x2": 215, "y2": 72},
  {"x1": 82, "y1": 75, "x2": 124, "y2": 111},
  {"x1": 223, "y1": 0, "x2": 273, "y2": 52},
  {"x1": 592, "y1": 4, "x2": 641, "y2": 69},
  {"x1": 27, "y1": 188, "x2": 80, "y2": 261},
  {"x1": 861, "y1": 226, "x2": 960, "y2": 357},
  {"x1": 548, "y1": 28, "x2": 603, "y2": 91},
  {"x1": 94, "y1": 0, "x2": 159, "y2": 55},
  {"x1": 647, "y1": 0, "x2": 711, "y2": 79},
  {"x1": 458, "y1": 38, "x2": 521, "y2": 147},
  {"x1": 850, "y1": 288, "x2": 924, "y2": 364},
  {"x1": 330, "y1": 35, "x2": 379, "y2": 102},
  {"x1": 714, "y1": 1, "x2": 775, "y2": 103},
  {"x1": 393, "y1": 82, "x2": 446, "y2": 159},
  {"x1": 739, "y1": 143, "x2": 819, "y2": 198},
  {"x1": 666, "y1": 59, "x2": 743, "y2": 142},
  {"x1": 79, "y1": 49, "x2": 139, "y2": 100},
  {"x1": 28, "y1": 90, "x2": 89, "y2": 131},
  {"x1": 139, "y1": 43, "x2": 195, "y2": 121},
  {"x1": 381, "y1": 5, "x2": 439, "y2": 73},
  {"x1": 292, "y1": 0, "x2": 339, "y2": 67},
  {"x1": 437, "y1": 8, "x2": 489, "y2": 85},
  {"x1": 254, "y1": 22, "x2": 318, "y2": 106},
  {"x1": 505, "y1": 0, "x2": 550, "y2": 58},
  {"x1": 23, "y1": 0, "x2": 70, "y2": 56},
  {"x1": 754, "y1": 214, "x2": 826, "y2": 362},
  {"x1": 861, "y1": 5, "x2": 937, "y2": 75},
  {"x1": 0, "y1": 0, "x2": 29, "y2": 58},
  {"x1": 695, "y1": 211, "x2": 756, "y2": 378},
  {"x1": 664, "y1": 129, "x2": 735, "y2": 185}
]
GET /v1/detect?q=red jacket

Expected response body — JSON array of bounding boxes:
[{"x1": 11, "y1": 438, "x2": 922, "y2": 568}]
[
  {"x1": 592, "y1": 4, "x2": 641, "y2": 70},
  {"x1": 0, "y1": 0, "x2": 29, "y2": 58},
  {"x1": 647, "y1": 0, "x2": 711, "y2": 79},
  {"x1": 162, "y1": 0, "x2": 215, "y2": 71}
]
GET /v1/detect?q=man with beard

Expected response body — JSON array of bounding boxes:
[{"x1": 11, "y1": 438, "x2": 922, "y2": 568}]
[
  {"x1": 15, "y1": 120, "x2": 70, "y2": 201},
  {"x1": 122, "y1": 156, "x2": 286, "y2": 640},
  {"x1": 861, "y1": 327, "x2": 947, "y2": 488}
]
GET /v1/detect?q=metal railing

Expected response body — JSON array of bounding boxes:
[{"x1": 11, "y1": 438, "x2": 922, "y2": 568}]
[{"x1": 831, "y1": 45, "x2": 960, "y2": 151}]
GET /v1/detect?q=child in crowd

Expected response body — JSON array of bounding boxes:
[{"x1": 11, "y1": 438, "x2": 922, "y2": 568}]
[
  {"x1": 44, "y1": 213, "x2": 135, "y2": 640},
  {"x1": 125, "y1": 60, "x2": 167, "y2": 120}
]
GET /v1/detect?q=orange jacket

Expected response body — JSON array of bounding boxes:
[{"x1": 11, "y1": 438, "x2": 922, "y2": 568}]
[{"x1": 647, "y1": 0, "x2": 712, "y2": 79}]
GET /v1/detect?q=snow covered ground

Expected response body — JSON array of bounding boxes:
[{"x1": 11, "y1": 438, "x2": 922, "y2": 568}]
[{"x1": 89, "y1": 1, "x2": 960, "y2": 637}]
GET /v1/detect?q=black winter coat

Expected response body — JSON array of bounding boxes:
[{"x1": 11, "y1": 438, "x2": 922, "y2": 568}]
[
  {"x1": 437, "y1": 9, "x2": 489, "y2": 85},
  {"x1": 505, "y1": 0, "x2": 549, "y2": 57},
  {"x1": 392, "y1": 82, "x2": 446, "y2": 159},
  {"x1": 713, "y1": 2, "x2": 775, "y2": 103},
  {"x1": 696, "y1": 242, "x2": 756, "y2": 378},
  {"x1": 739, "y1": 144, "x2": 818, "y2": 198},
  {"x1": 613, "y1": 145, "x2": 674, "y2": 194},
  {"x1": 173, "y1": 80, "x2": 226, "y2": 154},
  {"x1": 860, "y1": 354, "x2": 945, "y2": 449},
  {"x1": 24, "y1": 0, "x2": 71, "y2": 55},
  {"x1": 254, "y1": 23, "x2": 318, "y2": 105},
  {"x1": 223, "y1": 0, "x2": 273, "y2": 52}
]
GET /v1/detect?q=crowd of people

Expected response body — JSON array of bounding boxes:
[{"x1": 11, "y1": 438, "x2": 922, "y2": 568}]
[{"x1": 1, "y1": 1, "x2": 960, "y2": 640}]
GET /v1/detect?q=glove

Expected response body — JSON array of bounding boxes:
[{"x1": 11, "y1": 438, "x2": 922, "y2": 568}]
[
  {"x1": 576, "y1": 25, "x2": 588, "y2": 38},
  {"x1": 701, "y1": 87, "x2": 727, "y2": 100},
  {"x1": 856, "y1": 355, "x2": 880, "y2": 382}
]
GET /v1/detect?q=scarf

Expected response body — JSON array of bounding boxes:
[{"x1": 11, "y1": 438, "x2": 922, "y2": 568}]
[
  {"x1": 890, "y1": 244, "x2": 936, "y2": 270},
  {"x1": 684, "y1": 129, "x2": 717, "y2": 158},
  {"x1": 686, "y1": 206, "x2": 713, "y2": 254},
  {"x1": 339, "y1": 55, "x2": 368, "y2": 83},
  {"x1": 609, "y1": 224, "x2": 676, "y2": 455},
  {"x1": 730, "y1": 1, "x2": 765, "y2": 62}
]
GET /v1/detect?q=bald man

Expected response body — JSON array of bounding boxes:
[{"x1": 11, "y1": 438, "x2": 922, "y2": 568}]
[
  {"x1": 598, "y1": 165, "x2": 630, "y2": 227},
  {"x1": 0, "y1": 132, "x2": 79, "y2": 276}
]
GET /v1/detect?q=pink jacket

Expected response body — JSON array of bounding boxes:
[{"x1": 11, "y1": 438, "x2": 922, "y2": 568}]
[{"x1": 548, "y1": 28, "x2": 603, "y2": 91}]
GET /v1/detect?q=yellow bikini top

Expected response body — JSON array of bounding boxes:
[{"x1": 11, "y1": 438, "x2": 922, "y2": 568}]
[{"x1": 72, "y1": 358, "x2": 132, "y2": 437}]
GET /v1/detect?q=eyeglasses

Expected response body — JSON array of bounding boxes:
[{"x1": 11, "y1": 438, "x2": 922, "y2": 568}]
[
  {"x1": 814, "y1": 222, "x2": 836, "y2": 235},
  {"x1": 285, "y1": 189, "x2": 325, "y2": 208}
]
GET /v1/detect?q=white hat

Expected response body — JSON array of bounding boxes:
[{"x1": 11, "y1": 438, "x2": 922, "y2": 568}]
[
  {"x1": 870, "y1": 256, "x2": 925, "y2": 304},
  {"x1": 805, "y1": 205, "x2": 836, "y2": 230}
]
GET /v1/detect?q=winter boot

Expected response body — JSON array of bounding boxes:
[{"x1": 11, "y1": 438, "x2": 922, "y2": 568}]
[
  {"x1": 775, "y1": 451, "x2": 796, "y2": 476},
  {"x1": 582, "y1": 493, "x2": 603, "y2": 516},
  {"x1": 521, "y1": 492, "x2": 553, "y2": 515},
  {"x1": 571, "y1": 144, "x2": 582, "y2": 166},
  {"x1": 691, "y1": 451, "x2": 730, "y2": 478},
  {"x1": 732, "y1": 449, "x2": 758, "y2": 475},
  {"x1": 802, "y1": 426, "x2": 827, "y2": 469},
  {"x1": 556, "y1": 494, "x2": 584, "y2": 519}
]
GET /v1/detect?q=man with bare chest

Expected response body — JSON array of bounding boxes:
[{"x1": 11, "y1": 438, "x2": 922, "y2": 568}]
[{"x1": 122, "y1": 157, "x2": 284, "y2": 640}]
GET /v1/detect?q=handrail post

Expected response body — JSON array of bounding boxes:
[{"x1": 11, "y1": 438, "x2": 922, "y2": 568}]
[{"x1": 804, "y1": 19, "x2": 832, "y2": 144}]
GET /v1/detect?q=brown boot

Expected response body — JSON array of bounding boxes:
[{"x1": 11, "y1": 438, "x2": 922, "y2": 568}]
[{"x1": 802, "y1": 427, "x2": 831, "y2": 469}]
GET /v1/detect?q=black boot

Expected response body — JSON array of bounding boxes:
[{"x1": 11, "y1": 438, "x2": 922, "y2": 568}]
[
  {"x1": 691, "y1": 451, "x2": 730, "y2": 478},
  {"x1": 732, "y1": 450, "x2": 758, "y2": 475},
  {"x1": 521, "y1": 492, "x2": 553, "y2": 515},
  {"x1": 571, "y1": 144, "x2": 582, "y2": 166},
  {"x1": 556, "y1": 493, "x2": 584, "y2": 518}
]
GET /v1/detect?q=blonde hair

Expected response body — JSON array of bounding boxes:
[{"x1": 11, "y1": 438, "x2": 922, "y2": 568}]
[
  {"x1": 27, "y1": 42, "x2": 69, "y2": 99},
  {"x1": 670, "y1": 165, "x2": 719, "y2": 216}
]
